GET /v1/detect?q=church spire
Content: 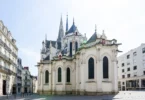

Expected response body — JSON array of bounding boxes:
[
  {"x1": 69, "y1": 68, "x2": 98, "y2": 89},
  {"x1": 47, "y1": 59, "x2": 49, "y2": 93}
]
[
  {"x1": 57, "y1": 15, "x2": 64, "y2": 42},
  {"x1": 73, "y1": 17, "x2": 75, "y2": 25},
  {"x1": 66, "y1": 14, "x2": 68, "y2": 32},
  {"x1": 45, "y1": 34, "x2": 47, "y2": 41},
  {"x1": 95, "y1": 24, "x2": 97, "y2": 33}
]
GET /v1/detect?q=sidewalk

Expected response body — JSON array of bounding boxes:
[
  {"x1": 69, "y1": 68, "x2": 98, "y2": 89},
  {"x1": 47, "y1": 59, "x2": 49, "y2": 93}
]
[{"x1": 0, "y1": 93, "x2": 34, "y2": 100}]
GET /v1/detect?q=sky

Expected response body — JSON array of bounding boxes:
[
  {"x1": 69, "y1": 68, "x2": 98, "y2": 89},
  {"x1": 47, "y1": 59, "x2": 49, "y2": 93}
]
[{"x1": 0, "y1": 0, "x2": 145, "y2": 76}]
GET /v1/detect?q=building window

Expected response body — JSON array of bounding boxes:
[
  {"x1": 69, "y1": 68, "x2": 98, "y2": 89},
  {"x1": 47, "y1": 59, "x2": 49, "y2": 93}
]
[
  {"x1": 45, "y1": 70, "x2": 49, "y2": 83},
  {"x1": 75, "y1": 41, "x2": 78, "y2": 52},
  {"x1": 103, "y1": 56, "x2": 109, "y2": 79},
  {"x1": 122, "y1": 63, "x2": 124, "y2": 67},
  {"x1": 66, "y1": 67, "x2": 70, "y2": 82},
  {"x1": 58, "y1": 67, "x2": 61, "y2": 82},
  {"x1": 122, "y1": 75, "x2": 125, "y2": 78},
  {"x1": 127, "y1": 55, "x2": 130, "y2": 59},
  {"x1": 133, "y1": 52, "x2": 137, "y2": 56},
  {"x1": 134, "y1": 75, "x2": 137, "y2": 77},
  {"x1": 143, "y1": 71, "x2": 145, "y2": 75},
  {"x1": 133, "y1": 66, "x2": 137, "y2": 70},
  {"x1": 127, "y1": 68, "x2": 130, "y2": 71},
  {"x1": 122, "y1": 69, "x2": 124, "y2": 72},
  {"x1": 127, "y1": 74, "x2": 130, "y2": 78},
  {"x1": 142, "y1": 47, "x2": 145, "y2": 53},
  {"x1": 122, "y1": 82, "x2": 124, "y2": 85},
  {"x1": 69, "y1": 42, "x2": 72, "y2": 57},
  {"x1": 88, "y1": 57, "x2": 94, "y2": 79},
  {"x1": 143, "y1": 56, "x2": 145, "y2": 61},
  {"x1": 127, "y1": 62, "x2": 130, "y2": 65}
]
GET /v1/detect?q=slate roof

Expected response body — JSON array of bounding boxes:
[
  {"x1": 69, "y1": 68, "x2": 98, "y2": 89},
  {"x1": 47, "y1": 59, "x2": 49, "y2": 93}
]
[
  {"x1": 86, "y1": 32, "x2": 97, "y2": 44},
  {"x1": 66, "y1": 23, "x2": 77, "y2": 35},
  {"x1": 44, "y1": 55, "x2": 50, "y2": 60},
  {"x1": 45, "y1": 40, "x2": 61, "y2": 49}
]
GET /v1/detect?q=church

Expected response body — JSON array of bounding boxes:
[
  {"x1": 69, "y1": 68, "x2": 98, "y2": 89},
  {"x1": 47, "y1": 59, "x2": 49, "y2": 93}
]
[{"x1": 36, "y1": 15, "x2": 122, "y2": 95}]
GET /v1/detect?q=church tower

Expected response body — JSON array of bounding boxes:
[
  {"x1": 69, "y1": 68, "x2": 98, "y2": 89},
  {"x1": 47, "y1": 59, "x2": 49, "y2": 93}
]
[{"x1": 57, "y1": 15, "x2": 64, "y2": 42}]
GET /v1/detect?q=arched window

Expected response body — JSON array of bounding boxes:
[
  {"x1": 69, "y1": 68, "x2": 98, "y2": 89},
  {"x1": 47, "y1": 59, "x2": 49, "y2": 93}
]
[
  {"x1": 70, "y1": 42, "x2": 72, "y2": 57},
  {"x1": 45, "y1": 70, "x2": 49, "y2": 83},
  {"x1": 66, "y1": 67, "x2": 70, "y2": 82},
  {"x1": 58, "y1": 67, "x2": 61, "y2": 82},
  {"x1": 103, "y1": 56, "x2": 109, "y2": 78},
  {"x1": 75, "y1": 42, "x2": 78, "y2": 52},
  {"x1": 88, "y1": 58, "x2": 94, "y2": 79}
]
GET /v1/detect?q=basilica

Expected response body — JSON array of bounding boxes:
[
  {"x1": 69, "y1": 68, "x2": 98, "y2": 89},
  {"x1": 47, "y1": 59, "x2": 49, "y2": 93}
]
[{"x1": 36, "y1": 15, "x2": 121, "y2": 95}]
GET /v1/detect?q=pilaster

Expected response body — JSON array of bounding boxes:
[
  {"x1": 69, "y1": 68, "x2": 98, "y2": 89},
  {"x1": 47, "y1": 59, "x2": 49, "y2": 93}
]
[
  {"x1": 62, "y1": 61, "x2": 66, "y2": 94},
  {"x1": 96, "y1": 47, "x2": 102, "y2": 92}
]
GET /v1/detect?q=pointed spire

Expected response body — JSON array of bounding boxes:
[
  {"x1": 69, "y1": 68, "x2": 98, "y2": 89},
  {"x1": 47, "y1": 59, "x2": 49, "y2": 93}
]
[
  {"x1": 66, "y1": 13, "x2": 68, "y2": 32},
  {"x1": 57, "y1": 15, "x2": 64, "y2": 42},
  {"x1": 102, "y1": 30, "x2": 105, "y2": 34},
  {"x1": 60, "y1": 14, "x2": 63, "y2": 25},
  {"x1": 95, "y1": 24, "x2": 97, "y2": 33},
  {"x1": 73, "y1": 17, "x2": 75, "y2": 25},
  {"x1": 45, "y1": 34, "x2": 47, "y2": 41}
]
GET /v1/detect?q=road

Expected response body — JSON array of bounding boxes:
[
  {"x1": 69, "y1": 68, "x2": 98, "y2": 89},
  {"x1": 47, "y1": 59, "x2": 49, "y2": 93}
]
[{"x1": 1, "y1": 91, "x2": 145, "y2": 100}]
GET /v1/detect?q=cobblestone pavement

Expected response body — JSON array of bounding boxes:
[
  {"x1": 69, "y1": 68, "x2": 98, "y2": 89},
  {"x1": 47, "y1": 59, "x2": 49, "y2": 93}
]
[{"x1": 1, "y1": 92, "x2": 145, "y2": 100}]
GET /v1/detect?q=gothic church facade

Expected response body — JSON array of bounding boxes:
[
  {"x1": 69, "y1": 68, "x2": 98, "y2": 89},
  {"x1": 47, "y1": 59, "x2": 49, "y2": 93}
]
[{"x1": 36, "y1": 15, "x2": 121, "y2": 95}]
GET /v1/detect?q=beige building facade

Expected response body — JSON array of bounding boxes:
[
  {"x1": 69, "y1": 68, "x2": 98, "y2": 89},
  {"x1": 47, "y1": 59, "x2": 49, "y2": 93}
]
[
  {"x1": 118, "y1": 44, "x2": 145, "y2": 91},
  {"x1": 22, "y1": 67, "x2": 32, "y2": 93},
  {"x1": 0, "y1": 20, "x2": 18, "y2": 95},
  {"x1": 37, "y1": 16, "x2": 121, "y2": 95}
]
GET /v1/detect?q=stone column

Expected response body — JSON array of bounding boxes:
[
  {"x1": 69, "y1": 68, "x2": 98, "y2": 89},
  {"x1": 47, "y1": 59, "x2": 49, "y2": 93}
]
[
  {"x1": 139, "y1": 78, "x2": 142, "y2": 89},
  {"x1": 40, "y1": 71, "x2": 43, "y2": 94},
  {"x1": 62, "y1": 67, "x2": 66, "y2": 94},
  {"x1": 97, "y1": 60, "x2": 102, "y2": 92},
  {"x1": 80, "y1": 63, "x2": 85, "y2": 95},
  {"x1": 113, "y1": 61, "x2": 118, "y2": 92},
  {"x1": 75, "y1": 60, "x2": 78, "y2": 94},
  {"x1": 72, "y1": 61, "x2": 76, "y2": 95},
  {"x1": 49, "y1": 71, "x2": 51, "y2": 94},
  {"x1": 52, "y1": 68, "x2": 56, "y2": 95}
]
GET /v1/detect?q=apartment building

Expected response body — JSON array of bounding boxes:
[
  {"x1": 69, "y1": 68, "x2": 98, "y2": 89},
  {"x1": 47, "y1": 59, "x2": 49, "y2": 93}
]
[
  {"x1": 16, "y1": 58, "x2": 23, "y2": 94},
  {"x1": 0, "y1": 20, "x2": 18, "y2": 95},
  {"x1": 22, "y1": 67, "x2": 32, "y2": 93},
  {"x1": 118, "y1": 43, "x2": 145, "y2": 91}
]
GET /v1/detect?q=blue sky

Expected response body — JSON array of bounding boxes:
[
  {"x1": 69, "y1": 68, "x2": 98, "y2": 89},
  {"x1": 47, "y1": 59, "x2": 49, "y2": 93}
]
[{"x1": 0, "y1": 0, "x2": 145, "y2": 76}]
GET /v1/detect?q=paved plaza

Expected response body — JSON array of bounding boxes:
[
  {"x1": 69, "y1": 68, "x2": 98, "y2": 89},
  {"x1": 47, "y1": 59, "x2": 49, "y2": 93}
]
[{"x1": 1, "y1": 91, "x2": 145, "y2": 100}]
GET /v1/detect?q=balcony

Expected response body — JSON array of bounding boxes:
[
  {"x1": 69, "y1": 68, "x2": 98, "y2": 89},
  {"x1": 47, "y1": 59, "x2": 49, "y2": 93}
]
[
  {"x1": 17, "y1": 83, "x2": 22, "y2": 87},
  {"x1": 0, "y1": 51, "x2": 13, "y2": 64},
  {"x1": 0, "y1": 39, "x2": 4, "y2": 46},
  {"x1": 4, "y1": 43, "x2": 11, "y2": 53},
  {"x1": 24, "y1": 84, "x2": 30, "y2": 87},
  {"x1": 12, "y1": 52, "x2": 17, "y2": 58},
  {"x1": 17, "y1": 72, "x2": 21, "y2": 77},
  {"x1": 0, "y1": 65, "x2": 14, "y2": 75},
  {"x1": 17, "y1": 79, "x2": 22, "y2": 83},
  {"x1": 24, "y1": 78, "x2": 30, "y2": 81}
]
